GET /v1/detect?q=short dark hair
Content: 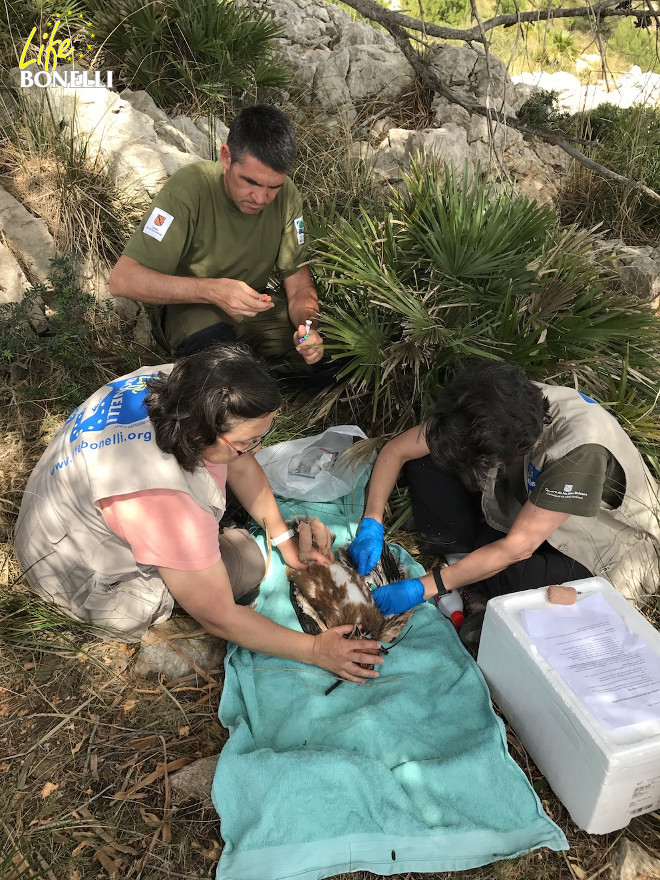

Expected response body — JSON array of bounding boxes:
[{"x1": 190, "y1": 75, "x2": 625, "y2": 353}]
[
  {"x1": 146, "y1": 344, "x2": 282, "y2": 472},
  {"x1": 425, "y1": 360, "x2": 550, "y2": 490},
  {"x1": 226, "y1": 104, "x2": 297, "y2": 173}
]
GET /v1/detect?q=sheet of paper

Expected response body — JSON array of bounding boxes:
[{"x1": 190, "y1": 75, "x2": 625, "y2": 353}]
[{"x1": 521, "y1": 593, "x2": 660, "y2": 730}]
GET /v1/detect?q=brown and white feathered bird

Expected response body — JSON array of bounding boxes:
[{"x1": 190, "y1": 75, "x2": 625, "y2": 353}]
[{"x1": 287, "y1": 541, "x2": 412, "y2": 644}]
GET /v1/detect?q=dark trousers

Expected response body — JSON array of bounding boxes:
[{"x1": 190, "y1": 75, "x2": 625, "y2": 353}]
[
  {"x1": 403, "y1": 456, "x2": 592, "y2": 598},
  {"x1": 152, "y1": 291, "x2": 339, "y2": 391}
]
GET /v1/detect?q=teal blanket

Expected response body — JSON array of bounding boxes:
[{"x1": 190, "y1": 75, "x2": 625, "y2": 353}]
[{"x1": 212, "y1": 483, "x2": 567, "y2": 880}]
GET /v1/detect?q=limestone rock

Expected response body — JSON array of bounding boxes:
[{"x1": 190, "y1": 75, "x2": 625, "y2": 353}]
[
  {"x1": 371, "y1": 128, "x2": 416, "y2": 184},
  {"x1": 170, "y1": 115, "x2": 213, "y2": 159},
  {"x1": 78, "y1": 254, "x2": 111, "y2": 303},
  {"x1": 171, "y1": 755, "x2": 219, "y2": 804},
  {"x1": 428, "y1": 43, "x2": 480, "y2": 90},
  {"x1": 18, "y1": 82, "x2": 166, "y2": 197},
  {"x1": 0, "y1": 239, "x2": 30, "y2": 304},
  {"x1": 0, "y1": 184, "x2": 56, "y2": 284},
  {"x1": 132, "y1": 616, "x2": 226, "y2": 682},
  {"x1": 416, "y1": 125, "x2": 471, "y2": 167},
  {"x1": 525, "y1": 136, "x2": 571, "y2": 172},
  {"x1": 597, "y1": 240, "x2": 660, "y2": 304},
  {"x1": 132, "y1": 305, "x2": 156, "y2": 349},
  {"x1": 575, "y1": 53, "x2": 602, "y2": 76},
  {"x1": 345, "y1": 43, "x2": 414, "y2": 103},
  {"x1": 193, "y1": 116, "x2": 230, "y2": 160},
  {"x1": 154, "y1": 119, "x2": 205, "y2": 159},
  {"x1": 371, "y1": 125, "x2": 473, "y2": 194},
  {"x1": 241, "y1": 0, "x2": 349, "y2": 48},
  {"x1": 16, "y1": 75, "x2": 204, "y2": 198},
  {"x1": 468, "y1": 46, "x2": 517, "y2": 115},
  {"x1": 312, "y1": 48, "x2": 356, "y2": 123},
  {"x1": 432, "y1": 97, "x2": 472, "y2": 130},
  {"x1": 337, "y1": 21, "x2": 390, "y2": 49},
  {"x1": 120, "y1": 88, "x2": 170, "y2": 125},
  {"x1": 512, "y1": 68, "x2": 660, "y2": 114},
  {"x1": 610, "y1": 838, "x2": 660, "y2": 880},
  {"x1": 502, "y1": 133, "x2": 563, "y2": 205},
  {"x1": 346, "y1": 140, "x2": 375, "y2": 165}
]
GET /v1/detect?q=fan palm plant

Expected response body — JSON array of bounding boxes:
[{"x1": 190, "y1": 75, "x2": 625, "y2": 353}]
[
  {"x1": 313, "y1": 159, "x2": 660, "y2": 473},
  {"x1": 89, "y1": 0, "x2": 290, "y2": 113}
]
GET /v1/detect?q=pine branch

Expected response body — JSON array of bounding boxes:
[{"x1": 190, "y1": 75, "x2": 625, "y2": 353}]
[
  {"x1": 340, "y1": 0, "x2": 656, "y2": 43},
  {"x1": 340, "y1": 0, "x2": 660, "y2": 205}
]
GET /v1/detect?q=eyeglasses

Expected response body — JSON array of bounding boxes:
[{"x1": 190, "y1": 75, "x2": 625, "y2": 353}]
[{"x1": 218, "y1": 425, "x2": 274, "y2": 456}]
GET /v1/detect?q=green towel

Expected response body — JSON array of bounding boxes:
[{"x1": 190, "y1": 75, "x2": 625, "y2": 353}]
[{"x1": 212, "y1": 481, "x2": 567, "y2": 880}]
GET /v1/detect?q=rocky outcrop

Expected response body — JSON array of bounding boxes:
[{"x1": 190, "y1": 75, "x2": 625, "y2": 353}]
[
  {"x1": 242, "y1": 0, "x2": 415, "y2": 117},
  {"x1": 242, "y1": 0, "x2": 569, "y2": 204},
  {"x1": 2, "y1": 0, "x2": 659, "y2": 315},
  {"x1": 0, "y1": 184, "x2": 56, "y2": 290},
  {"x1": 131, "y1": 616, "x2": 226, "y2": 683},
  {"x1": 13, "y1": 73, "x2": 229, "y2": 199},
  {"x1": 0, "y1": 240, "x2": 30, "y2": 304},
  {"x1": 597, "y1": 239, "x2": 660, "y2": 306},
  {"x1": 171, "y1": 755, "x2": 219, "y2": 804}
]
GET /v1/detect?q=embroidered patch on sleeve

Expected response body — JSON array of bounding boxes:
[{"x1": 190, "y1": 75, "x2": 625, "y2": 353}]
[
  {"x1": 294, "y1": 216, "x2": 305, "y2": 245},
  {"x1": 143, "y1": 208, "x2": 174, "y2": 241}
]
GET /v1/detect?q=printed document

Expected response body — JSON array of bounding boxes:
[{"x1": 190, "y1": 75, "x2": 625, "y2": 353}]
[{"x1": 521, "y1": 593, "x2": 660, "y2": 730}]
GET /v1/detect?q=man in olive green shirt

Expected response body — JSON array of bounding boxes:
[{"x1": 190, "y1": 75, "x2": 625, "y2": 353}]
[{"x1": 109, "y1": 105, "x2": 324, "y2": 378}]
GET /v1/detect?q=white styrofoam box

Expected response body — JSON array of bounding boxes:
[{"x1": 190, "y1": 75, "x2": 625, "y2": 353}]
[{"x1": 477, "y1": 577, "x2": 660, "y2": 835}]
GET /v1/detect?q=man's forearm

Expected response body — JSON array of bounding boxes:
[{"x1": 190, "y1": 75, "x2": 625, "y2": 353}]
[
  {"x1": 109, "y1": 256, "x2": 276, "y2": 321},
  {"x1": 284, "y1": 267, "x2": 319, "y2": 327},
  {"x1": 109, "y1": 255, "x2": 211, "y2": 306},
  {"x1": 288, "y1": 286, "x2": 319, "y2": 328}
]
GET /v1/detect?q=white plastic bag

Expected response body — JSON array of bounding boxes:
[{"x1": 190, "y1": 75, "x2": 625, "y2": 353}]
[{"x1": 254, "y1": 426, "x2": 369, "y2": 501}]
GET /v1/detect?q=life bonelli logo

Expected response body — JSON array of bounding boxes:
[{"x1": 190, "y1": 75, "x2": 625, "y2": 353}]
[{"x1": 19, "y1": 10, "x2": 113, "y2": 89}]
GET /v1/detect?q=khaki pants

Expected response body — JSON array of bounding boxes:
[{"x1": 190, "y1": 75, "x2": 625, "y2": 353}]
[
  {"x1": 160, "y1": 291, "x2": 313, "y2": 378},
  {"x1": 18, "y1": 526, "x2": 266, "y2": 642}
]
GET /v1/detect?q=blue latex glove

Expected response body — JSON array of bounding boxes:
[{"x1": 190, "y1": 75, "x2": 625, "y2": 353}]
[
  {"x1": 372, "y1": 578, "x2": 425, "y2": 615},
  {"x1": 348, "y1": 517, "x2": 385, "y2": 575}
]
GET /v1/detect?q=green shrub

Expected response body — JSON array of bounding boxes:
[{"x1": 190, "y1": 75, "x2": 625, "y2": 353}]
[
  {"x1": 421, "y1": 0, "x2": 471, "y2": 27},
  {"x1": 312, "y1": 160, "x2": 660, "y2": 467},
  {"x1": 608, "y1": 17, "x2": 660, "y2": 73},
  {"x1": 559, "y1": 102, "x2": 660, "y2": 244},
  {"x1": 496, "y1": 0, "x2": 529, "y2": 14},
  {"x1": 0, "y1": 254, "x2": 139, "y2": 413},
  {"x1": 531, "y1": 28, "x2": 580, "y2": 69},
  {"x1": 294, "y1": 117, "x2": 378, "y2": 225},
  {"x1": 88, "y1": 0, "x2": 290, "y2": 113},
  {"x1": 517, "y1": 89, "x2": 577, "y2": 134}
]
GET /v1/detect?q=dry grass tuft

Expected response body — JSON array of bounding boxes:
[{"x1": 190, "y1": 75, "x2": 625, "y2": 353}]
[
  {"x1": 291, "y1": 110, "x2": 379, "y2": 220},
  {"x1": 358, "y1": 77, "x2": 436, "y2": 136},
  {"x1": 0, "y1": 89, "x2": 146, "y2": 272}
]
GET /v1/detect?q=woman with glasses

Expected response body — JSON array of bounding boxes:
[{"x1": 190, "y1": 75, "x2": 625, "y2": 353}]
[{"x1": 15, "y1": 344, "x2": 382, "y2": 684}]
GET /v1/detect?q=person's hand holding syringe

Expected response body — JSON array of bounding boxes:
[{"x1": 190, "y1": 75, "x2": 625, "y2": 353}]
[{"x1": 294, "y1": 318, "x2": 324, "y2": 365}]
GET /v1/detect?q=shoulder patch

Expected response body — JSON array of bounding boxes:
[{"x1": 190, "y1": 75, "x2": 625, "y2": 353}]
[
  {"x1": 294, "y1": 216, "x2": 305, "y2": 245},
  {"x1": 144, "y1": 207, "x2": 174, "y2": 241}
]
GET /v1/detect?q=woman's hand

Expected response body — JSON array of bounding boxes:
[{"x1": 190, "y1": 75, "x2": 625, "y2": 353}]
[
  {"x1": 278, "y1": 518, "x2": 335, "y2": 569},
  {"x1": 279, "y1": 537, "x2": 335, "y2": 570},
  {"x1": 311, "y1": 625, "x2": 384, "y2": 683},
  {"x1": 371, "y1": 577, "x2": 425, "y2": 615},
  {"x1": 348, "y1": 517, "x2": 384, "y2": 575}
]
